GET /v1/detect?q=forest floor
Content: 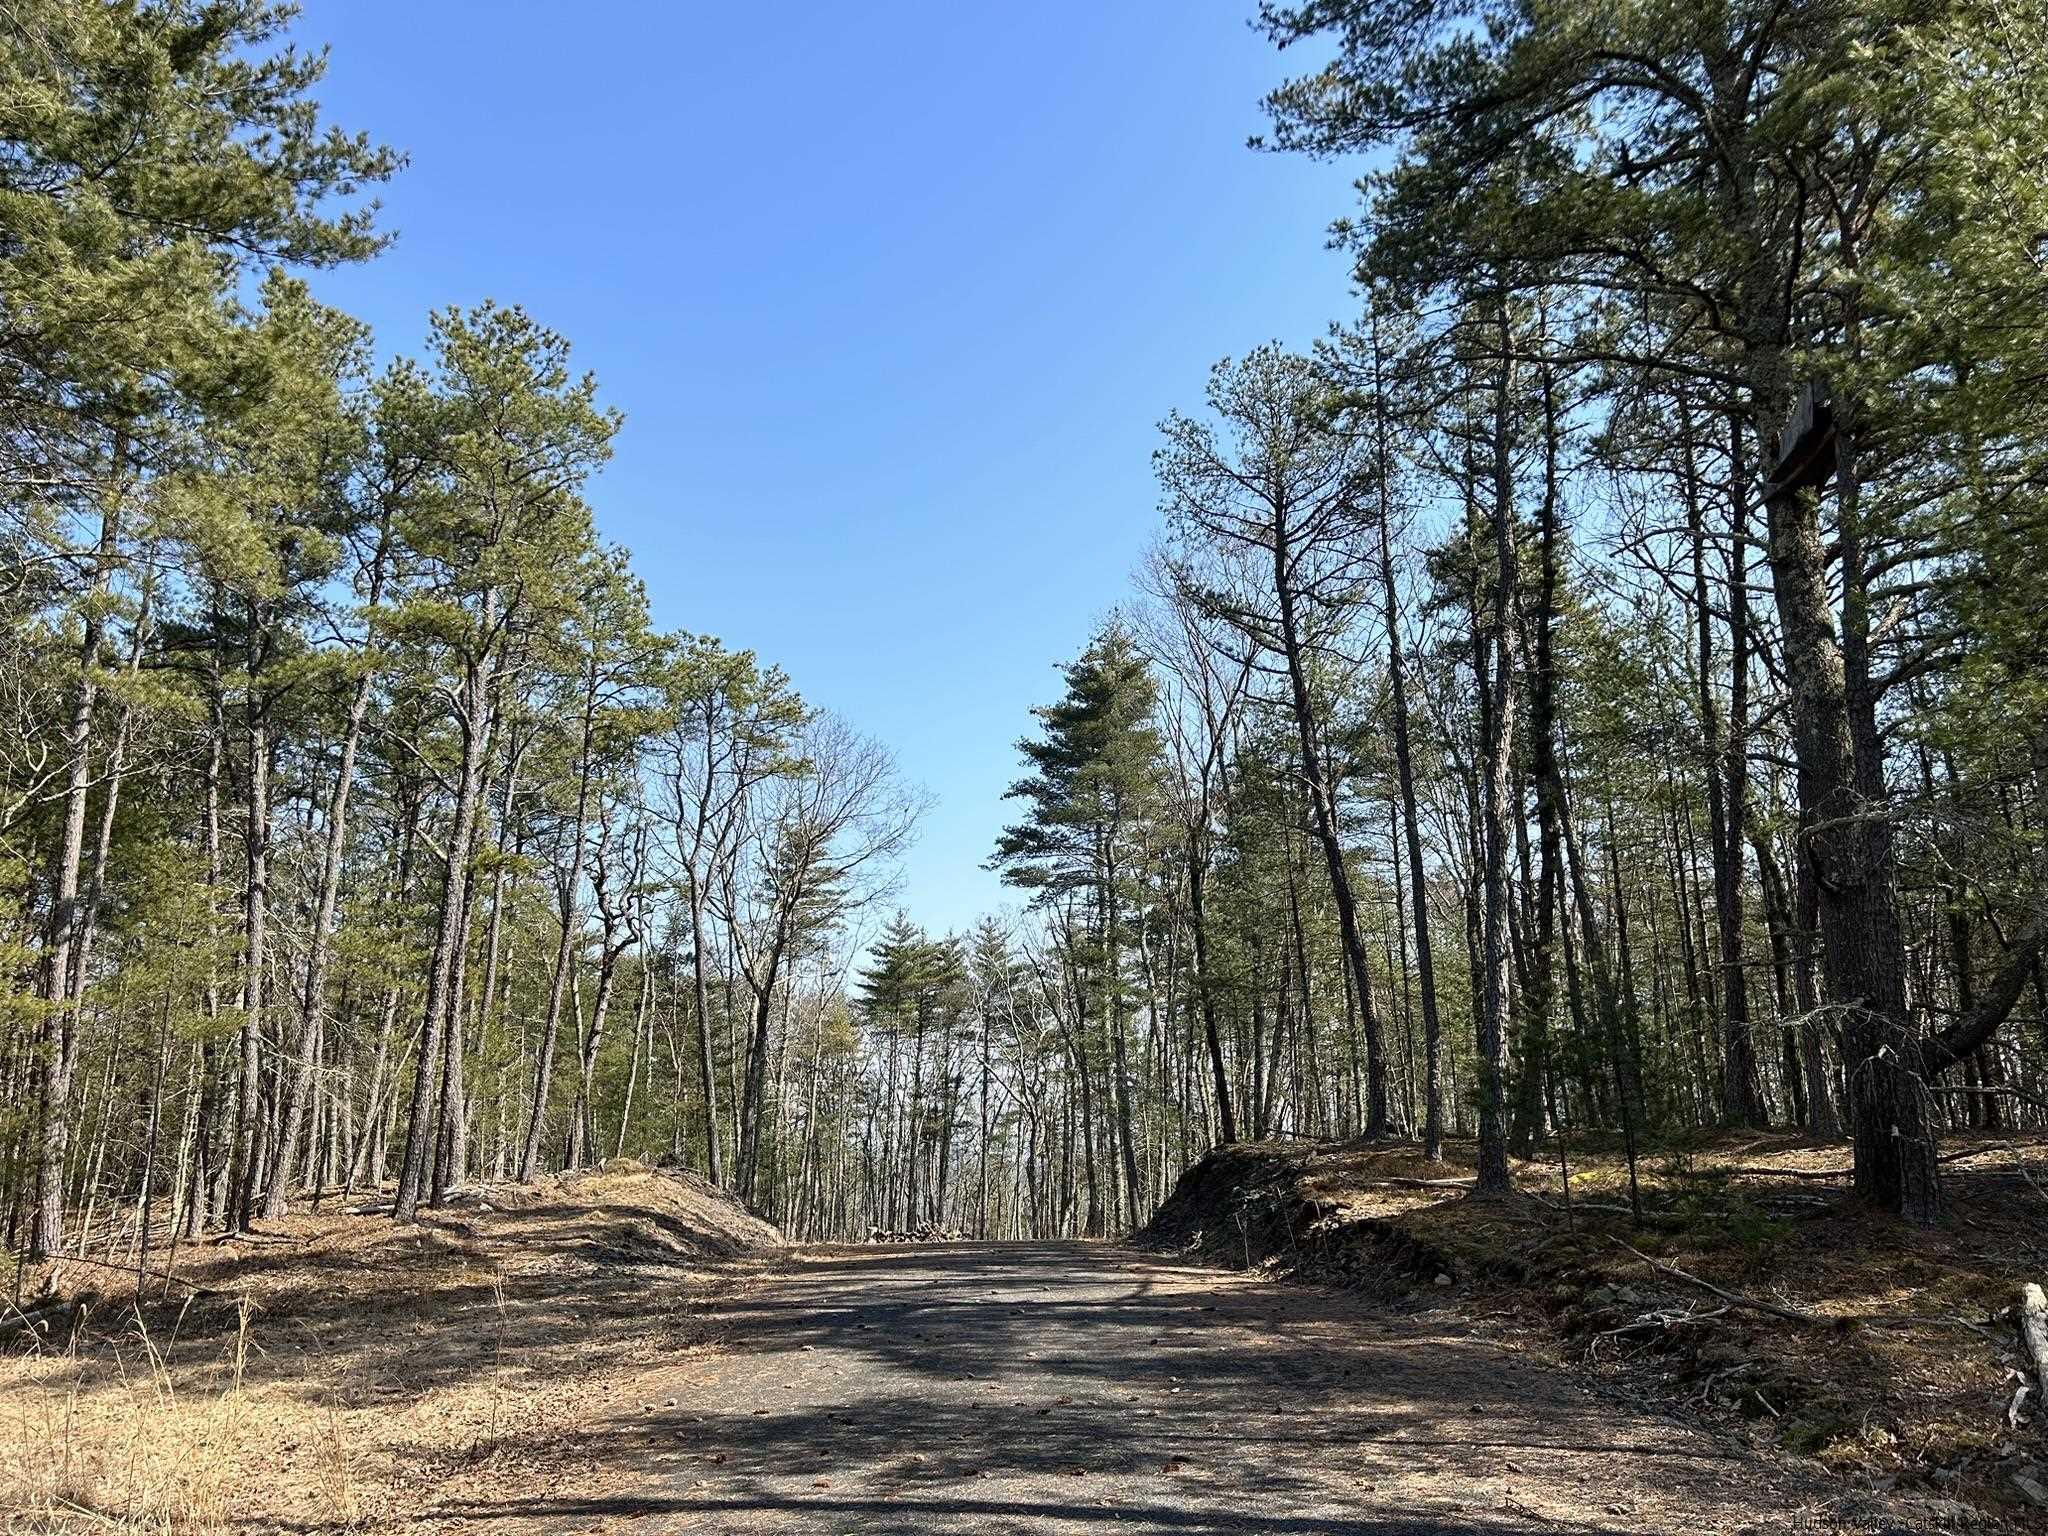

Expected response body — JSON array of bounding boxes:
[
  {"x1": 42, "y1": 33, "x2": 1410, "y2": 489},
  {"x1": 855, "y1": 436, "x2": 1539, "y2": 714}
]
[
  {"x1": 0, "y1": 1162, "x2": 784, "y2": 1533},
  {"x1": 1140, "y1": 1129, "x2": 2048, "y2": 1529}
]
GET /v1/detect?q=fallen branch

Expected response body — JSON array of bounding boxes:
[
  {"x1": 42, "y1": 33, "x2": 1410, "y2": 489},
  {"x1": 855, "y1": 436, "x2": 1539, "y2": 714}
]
[
  {"x1": 2025, "y1": 1163, "x2": 2048, "y2": 1206},
  {"x1": 1749, "y1": 1195, "x2": 1835, "y2": 1212},
  {"x1": 1608, "y1": 1240, "x2": 2000, "y2": 1337},
  {"x1": 1864, "y1": 1312, "x2": 2005, "y2": 1342},
  {"x1": 1530, "y1": 1195, "x2": 1645, "y2": 1216},
  {"x1": 1714, "y1": 1165, "x2": 1849, "y2": 1182},
  {"x1": 1595, "y1": 1303, "x2": 1731, "y2": 1342},
  {"x1": 1933, "y1": 1141, "x2": 2048, "y2": 1171},
  {"x1": 48, "y1": 1253, "x2": 212, "y2": 1295},
  {"x1": 1708, "y1": 1143, "x2": 2024, "y2": 1184},
  {"x1": 0, "y1": 1299, "x2": 72, "y2": 1339},
  {"x1": 1611, "y1": 1240, "x2": 1829, "y2": 1325},
  {"x1": 1939, "y1": 1142, "x2": 2048, "y2": 1203}
]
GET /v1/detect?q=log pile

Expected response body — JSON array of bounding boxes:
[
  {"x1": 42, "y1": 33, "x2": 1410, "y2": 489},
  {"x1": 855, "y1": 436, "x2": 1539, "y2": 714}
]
[{"x1": 864, "y1": 1222, "x2": 965, "y2": 1243}]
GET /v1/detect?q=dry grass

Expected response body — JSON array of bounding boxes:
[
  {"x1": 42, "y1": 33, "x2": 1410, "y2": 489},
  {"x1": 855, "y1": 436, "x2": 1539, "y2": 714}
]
[
  {"x1": 1145, "y1": 1129, "x2": 2048, "y2": 1524},
  {"x1": 0, "y1": 1161, "x2": 781, "y2": 1534},
  {"x1": 5, "y1": 1299, "x2": 260, "y2": 1533}
]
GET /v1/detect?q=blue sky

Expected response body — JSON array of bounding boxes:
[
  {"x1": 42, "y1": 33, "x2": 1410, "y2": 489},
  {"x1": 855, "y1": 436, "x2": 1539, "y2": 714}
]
[{"x1": 295, "y1": 1, "x2": 1360, "y2": 936}]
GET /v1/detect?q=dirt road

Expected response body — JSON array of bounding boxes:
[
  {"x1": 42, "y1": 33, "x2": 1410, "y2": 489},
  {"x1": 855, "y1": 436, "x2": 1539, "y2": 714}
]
[{"x1": 467, "y1": 1242, "x2": 1968, "y2": 1534}]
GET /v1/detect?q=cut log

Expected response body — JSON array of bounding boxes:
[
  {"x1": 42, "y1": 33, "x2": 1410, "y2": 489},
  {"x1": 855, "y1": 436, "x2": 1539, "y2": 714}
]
[{"x1": 2019, "y1": 1282, "x2": 2048, "y2": 1402}]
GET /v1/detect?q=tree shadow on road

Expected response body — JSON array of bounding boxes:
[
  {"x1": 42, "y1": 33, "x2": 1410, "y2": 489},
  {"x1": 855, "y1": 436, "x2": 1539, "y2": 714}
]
[{"x1": 414, "y1": 1242, "x2": 1833, "y2": 1535}]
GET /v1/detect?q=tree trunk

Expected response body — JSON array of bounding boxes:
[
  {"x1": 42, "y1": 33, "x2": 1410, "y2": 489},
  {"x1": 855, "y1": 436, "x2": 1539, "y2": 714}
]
[
  {"x1": 394, "y1": 626, "x2": 497, "y2": 1224},
  {"x1": 1186, "y1": 854, "x2": 1237, "y2": 1143},
  {"x1": 519, "y1": 694, "x2": 597, "y2": 1182},
  {"x1": 31, "y1": 494, "x2": 121, "y2": 1257},
  {"x1": 1471, "y1": 311, "x2": 1519, "y2": 1197},
  {"x1": 267, "y1": 556, "x2": 387, "y2": 1217},
  {"x1": 230, "y1": 611, "x2": 274, "y2": 1231},
  {"x1": 1761, "y1": 403, "x2": 1936, "y2": 1219},
  {"x1": 1273, "y1": 517, "x2": 1388, "y2": 1137}
]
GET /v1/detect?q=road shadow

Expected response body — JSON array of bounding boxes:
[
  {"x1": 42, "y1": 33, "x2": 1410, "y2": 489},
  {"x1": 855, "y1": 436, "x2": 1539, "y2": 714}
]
[{"x1": 408, "y1": 1242, "x2": 1851, "y2": 1535}]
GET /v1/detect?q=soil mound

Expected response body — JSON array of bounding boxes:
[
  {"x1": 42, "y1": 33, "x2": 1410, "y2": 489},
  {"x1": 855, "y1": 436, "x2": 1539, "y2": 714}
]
[{"x1": 1140, "y1": 1140, "x2": 1457, "y2": 1296}]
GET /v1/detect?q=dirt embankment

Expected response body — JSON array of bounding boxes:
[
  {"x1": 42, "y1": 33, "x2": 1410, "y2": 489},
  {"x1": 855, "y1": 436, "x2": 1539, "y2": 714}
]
[
  {"x1": 1139, "y1": 1132, "x2": 2048, "y2": 1525},
  {"x1": 2, "y1": 1161, "x2": 782, "y2": 1534}
]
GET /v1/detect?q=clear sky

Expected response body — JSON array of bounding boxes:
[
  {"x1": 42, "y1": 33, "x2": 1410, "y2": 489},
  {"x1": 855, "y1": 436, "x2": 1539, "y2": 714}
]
[{"x1": 294, "y1": 1, "x2": 1360, "y2": 937}]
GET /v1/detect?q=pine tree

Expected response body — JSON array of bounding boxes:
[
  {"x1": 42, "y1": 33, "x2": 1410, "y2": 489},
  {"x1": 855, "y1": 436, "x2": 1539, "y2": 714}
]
[{"x1": 993, "y1": 622, "x2": 1163, "y2": 1229}]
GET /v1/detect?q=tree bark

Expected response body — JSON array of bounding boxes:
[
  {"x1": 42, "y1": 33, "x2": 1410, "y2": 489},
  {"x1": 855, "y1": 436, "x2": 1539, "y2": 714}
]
[{"x1": 1761, "y1": 402, "x2": 1937, "y2": 1219}]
